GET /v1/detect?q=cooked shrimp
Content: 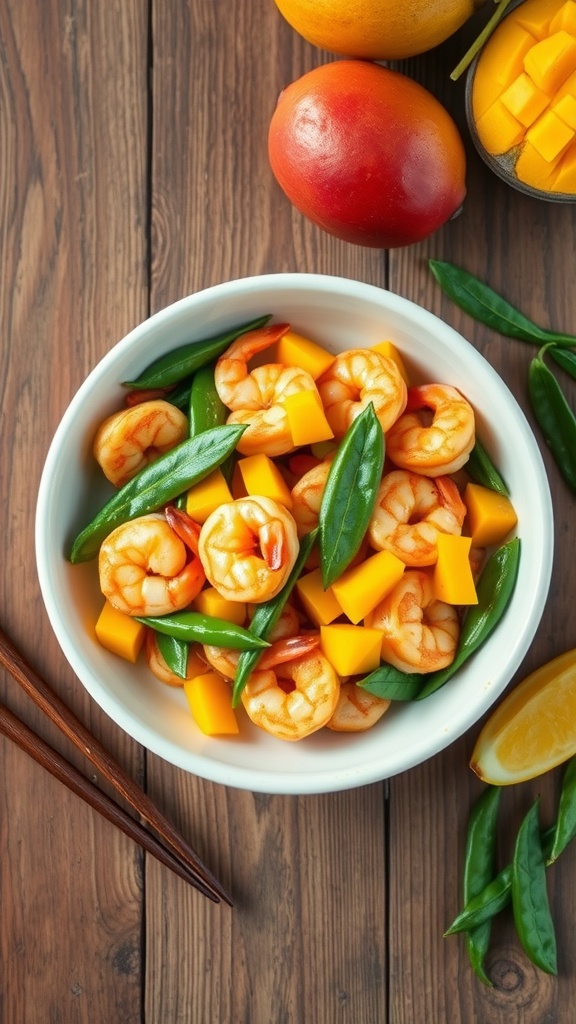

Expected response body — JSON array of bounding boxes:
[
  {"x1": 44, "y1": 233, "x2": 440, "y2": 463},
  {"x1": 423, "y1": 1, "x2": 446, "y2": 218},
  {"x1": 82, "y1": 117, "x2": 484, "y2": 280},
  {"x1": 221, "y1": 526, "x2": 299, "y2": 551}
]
[
  {"x1": 214, "y1": 323, "x2": 318, "y2": 456},
  {"x1": 326, "y1": 682, "x2": 390, "y2": 732},
  {"x1": 368, "y1": 470, "x2": 466, "y2": 566},
  {"x1": 93, "y1": 399, "x2": 188, "y2": 488},
  {"x1": 145, "y1": 632, "x2": 207, "y2": 687},
  {"x1": 203, "y1": 633, "x2": 319, "y2": 680},
  {"x1": 247, "y1": 601, "x2": 301, "y2": 639},
  {"x1": 290, "y1": 459, "x2": 331, "y2": 537},
  {"x1": 99, "y1": 512, "x2": 205, "y2": 616},
  {"x1": 386, "y1": 384, "x2": 475, "y2": 477},
  {"x1": 241, "y1": 649, "x2": 340, "y2": 741},
  {"x1": 317, "y1": 348, "x2": 407, "y2": 438},
  {"x1": 198, "y1": 496, "x2": 299, "y2": 603},
  {"x1": 365, "y1": 570, "x2": 460, "y2": 674}
]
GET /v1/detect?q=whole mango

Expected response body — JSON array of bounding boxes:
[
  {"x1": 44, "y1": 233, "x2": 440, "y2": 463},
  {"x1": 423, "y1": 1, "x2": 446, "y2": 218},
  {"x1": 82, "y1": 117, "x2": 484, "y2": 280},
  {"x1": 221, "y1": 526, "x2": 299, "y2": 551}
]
[{"x1": 268, "y1": 61, "x2": 467, "y2": 249}]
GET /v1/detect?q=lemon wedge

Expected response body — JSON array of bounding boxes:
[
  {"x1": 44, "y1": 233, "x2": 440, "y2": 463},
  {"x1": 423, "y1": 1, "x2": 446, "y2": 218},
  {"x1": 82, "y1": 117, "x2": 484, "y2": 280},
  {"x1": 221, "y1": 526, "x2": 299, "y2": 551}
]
[{"x1": 470, "y1": 649, "x2": 576, "y2": 785}]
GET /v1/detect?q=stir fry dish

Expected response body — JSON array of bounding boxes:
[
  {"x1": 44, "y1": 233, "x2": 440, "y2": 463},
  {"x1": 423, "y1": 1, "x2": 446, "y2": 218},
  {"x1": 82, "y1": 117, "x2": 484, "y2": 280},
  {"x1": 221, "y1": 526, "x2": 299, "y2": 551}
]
[{"x1": 69, "y1": 317, "x2": 520, "y2": 742}]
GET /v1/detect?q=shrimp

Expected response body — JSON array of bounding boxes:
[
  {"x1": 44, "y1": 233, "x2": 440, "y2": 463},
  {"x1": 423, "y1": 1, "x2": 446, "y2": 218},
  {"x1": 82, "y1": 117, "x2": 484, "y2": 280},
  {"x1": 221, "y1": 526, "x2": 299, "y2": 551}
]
[
  {"x1": 214, "y1": 323, "x2": 319, "y2": 456},
  {"x1": 326, "y1": 682, "x2": 390, "y2": 732},
  {"x1": 98, "y1": 511, "x2": 205, "y2": 616},
  {"x1": 317, "y1": 348, "x2": 407, "y2": 438},
  {"x1": 365, "y1": 570, "x2": 460, "y2": 674},
  {"x1": 290, "y1": 459, "x2": 331, "y2": 537},
  {"x1": 145, "y1": 632, "x2": 207, "y2": 687},
  {"x1": 198, "y1": 496, "x2": 299, "y2": 603},
  {"x1": 203, "y1": 633, "x2": 319, "y2": 680},
  {"x1": 368, "y1": 470, "x2": 466, "y2": 566},
  {"x1": 386, "y1": 384, "x2": 475, "y2": 477},
  {"x1": 241, "y1": 649, "x2": 340, "y2": 741},
  {"x1": 93, "y1": 399, "x2": 188, "y2": 488}
]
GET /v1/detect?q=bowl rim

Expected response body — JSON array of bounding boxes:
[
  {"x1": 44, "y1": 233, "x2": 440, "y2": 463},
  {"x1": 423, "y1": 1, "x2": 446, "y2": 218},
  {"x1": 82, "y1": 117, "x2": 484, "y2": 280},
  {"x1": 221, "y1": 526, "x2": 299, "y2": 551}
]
[{"x1": 35, "y1": 272, "x2": 554, "y2": 794}]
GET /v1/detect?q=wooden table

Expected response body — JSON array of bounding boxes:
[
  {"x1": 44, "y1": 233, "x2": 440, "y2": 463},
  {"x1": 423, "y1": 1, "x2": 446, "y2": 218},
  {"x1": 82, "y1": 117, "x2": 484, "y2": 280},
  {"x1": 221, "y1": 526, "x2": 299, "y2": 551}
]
[{"x1": 2, "y1": 1, "x2": 575, "y2": 1020}]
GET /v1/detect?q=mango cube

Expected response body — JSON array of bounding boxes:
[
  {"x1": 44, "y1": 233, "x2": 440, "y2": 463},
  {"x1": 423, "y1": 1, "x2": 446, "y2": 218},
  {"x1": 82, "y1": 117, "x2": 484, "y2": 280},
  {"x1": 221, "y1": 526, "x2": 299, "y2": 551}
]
[
  {"x1": 320, "y1": 625, "x2": 383, "y2": 676},
  {"x1": 552, "y1": 137, "x2": 576, "y2": 189},
  {"x1": 476, "y1": 99, "x2": 525, "y2": 156},
  {"x1": 192, "y1": 586, "x2": 247, "y2": 626},
  {"x1": 515, "y1": 140, "x2": 562, "y2": 187},
  {"x1": 331, "y1": 550, "x2": 405, "y2": 625},
  {"x1": 500, "y1": 72, "x2": 550, "y2": 126},
  {"x1": 371, "y1": 340, "x2": 410, "y2": 385},
  {"x1": 275, "y1": 330, "x2": 335, "y2": 380},
  {"x1": 526, "y1": 107, "x2": 575, "y2": 160},
  {"x1": 295, "y1": 567, "x2": 343, "y2": 626},
  {"x1": 552, "y1": 91, "x2": 576, "y2": 128},
  {"x1": 283, "y1": 389, "x2": 334, "y2": 446},
  {"x1": 230, "y1": 461, "x2": 248, "y2": 499},
  {"x1": 95, "y1": 601, "x2": 146, "y2": 662},
  {"x1": 549, "y1": 1, "x2": 576, "y2": 36},
  {"x1": 472, "y1": 23, "x2": 537, "y2": 119},
  {"x1": 186, "y1": 468, "x2": 233, "y2": 523},
  {"x1": 238, "y1": 453, "x2": 293, "y2": 508},
  {"x1": 432, "y1": 535, "x2": 478, "y2": 606},
  {"x1": 184, "y1": 672, "x2": 239, "y2": 735},
  {"x1": 524, "y1": 31, "x2": 576, "y2": 95},
  {"x1": 464, "y1": 483, "x2": 518, "y2": 548}
]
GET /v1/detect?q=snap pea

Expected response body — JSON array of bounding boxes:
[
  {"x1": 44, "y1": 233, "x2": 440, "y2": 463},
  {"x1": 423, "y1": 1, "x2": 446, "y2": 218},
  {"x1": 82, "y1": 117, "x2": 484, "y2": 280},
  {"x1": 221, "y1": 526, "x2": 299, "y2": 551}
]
[
  {"x1": 232, "y1": 529, "x2": 318, "y2": 707},
  {"x1": 466, "y1": 437, "x2": 509, "y2": 496},
  {"x1": 188, "y1": 362, "x2": 227, "y2": 437},
  {"x1": 528, "y1": 347, "x2": 576, "y2": 493},
  {"x1": 155, "y1": 631, "x2": 189, "y2": 679},
  {"x1": 357, "y1": 664, "x2": 423, "y2": 701},
  {"x1": 548, "y1": 756, "x2": 576, "y2": 864},
  {"x1": 69, "y1": 423, "x2": 245, "y2": 563},
  {"x1": 429, "y1": 260, "x2": 576, "y2": 348},
  {"x1": 136, "y1": 611, "x2": 270, "y2": 650},
  {"x1": 318, "y1": 404, "x2": 384, "y2": 589},
  {"x1": 550, "y1": 347, "x2": 576, "y2": 381},
  {"x1": 511, "y1": 799, "x2": 557, "y2": 975},
  {"x1": 417, "y1": 538, "x2": 521, "y2": 700},
  {"x1": 462, "y1": 786, "x2": 502, "y2": 985},
  {"x1": 123, "y1": 315, "x2": 271, "y2": 390},
  {"x1": 165, "y1": 378, "x2": 193, "y2": 411}
]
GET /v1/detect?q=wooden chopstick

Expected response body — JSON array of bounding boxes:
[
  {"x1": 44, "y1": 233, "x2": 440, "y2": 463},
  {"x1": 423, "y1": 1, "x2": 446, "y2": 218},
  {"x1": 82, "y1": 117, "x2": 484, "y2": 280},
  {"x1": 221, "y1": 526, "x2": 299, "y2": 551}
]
[{"x1": 0, "y1": 626, "x2": 232, "y2": 906}]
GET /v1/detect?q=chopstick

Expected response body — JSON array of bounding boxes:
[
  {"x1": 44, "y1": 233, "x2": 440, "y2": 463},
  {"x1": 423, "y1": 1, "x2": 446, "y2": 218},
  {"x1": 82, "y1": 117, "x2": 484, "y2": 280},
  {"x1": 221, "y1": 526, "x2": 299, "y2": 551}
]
[{"x1": 0, "y1": 626, "x2": 232, "y2": 906}]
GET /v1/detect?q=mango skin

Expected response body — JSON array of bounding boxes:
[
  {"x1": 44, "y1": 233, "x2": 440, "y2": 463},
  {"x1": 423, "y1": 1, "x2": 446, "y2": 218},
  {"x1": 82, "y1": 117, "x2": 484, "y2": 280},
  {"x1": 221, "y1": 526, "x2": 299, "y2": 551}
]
[{"x1": 268, "y1": 61, "x2": 467, "y2": 249}]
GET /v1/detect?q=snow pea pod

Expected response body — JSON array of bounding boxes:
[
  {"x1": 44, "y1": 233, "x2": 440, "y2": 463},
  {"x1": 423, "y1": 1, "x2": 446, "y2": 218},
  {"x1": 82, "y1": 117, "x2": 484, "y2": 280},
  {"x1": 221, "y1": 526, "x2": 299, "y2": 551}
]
[
  {"x1": 549, "y1": 347, "x2": 576, "y2": 381},
  {"x1": 466, "y1": 437, "x2": 509, "y2": 496},
  {"x1": 512, "y1": 799, "x2": 557, "y2": 975},
  {"x1": 417, "y1": 538, "x2": 521, "y2": 700},
  {"x1": 429, "y1": 261, "x2": 576, "y2": 348},
  {"x1": 318, "y1": 403, "x2": 384, "y2": 589},
  {"x1": 528, "y1": 347, "x2": 576, "y2": 493},
  {"x1": 123, "y1": 315, "x2": 271, "y2": 390},
  {"x1": 548, "y1": 756, "x2": 576, "y2": 864},
  {"x1": 70, "y1": 423, "x2": 245, "y2": 563},
  {"x1": 136, "y1": 612, "x2": 269, "y2": 650},
  {"x1": 188, "y1": 362, "x2": 227, "y2": 437},
  {"x1": 462, "y1": 786, "x2": 502, "y2": 985},
  {"x1": 155, "y1": 631, "x2": 189, "y2": 679}
]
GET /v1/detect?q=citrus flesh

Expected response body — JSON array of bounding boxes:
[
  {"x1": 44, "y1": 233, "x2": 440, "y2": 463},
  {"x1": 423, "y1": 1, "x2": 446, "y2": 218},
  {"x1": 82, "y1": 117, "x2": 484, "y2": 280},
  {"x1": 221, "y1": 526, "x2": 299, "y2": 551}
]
[
  {"x1": 470, "y1": 649, "x2": 576, "y2": 785},
  {"x1": 272, "y1": 0, "x2": 481, "y2": 60}
]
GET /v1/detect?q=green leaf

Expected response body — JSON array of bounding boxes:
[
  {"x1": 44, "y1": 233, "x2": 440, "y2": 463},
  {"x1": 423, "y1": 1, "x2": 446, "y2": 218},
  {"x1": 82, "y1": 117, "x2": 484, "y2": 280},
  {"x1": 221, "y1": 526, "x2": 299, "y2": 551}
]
[{"x1": 357, "y1": 664, "x2": 423, "y2": 701}]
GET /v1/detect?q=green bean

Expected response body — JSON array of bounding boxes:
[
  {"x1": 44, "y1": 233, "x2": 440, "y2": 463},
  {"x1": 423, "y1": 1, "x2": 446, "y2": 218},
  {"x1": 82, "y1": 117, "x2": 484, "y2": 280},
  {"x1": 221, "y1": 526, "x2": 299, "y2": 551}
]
[
  {"x1": 123, "y1": 315, "x2": 271, "y2": 390},
  {"x1": 155, "y1": 631, "x2": 189, "y2": 679},
  {"x1": 136, "y1": 612, "x2": 270, "y2": 650},
  {"x1": 549, "y1": 756, "x2": 576, "y2": 864},
  {"x1": 528, "y1": 347, "x2": 576, "y2": 493},
  {"x1": 511, "y1": 799, "x2": 557, "y2": 975},
  {"x1": 428, "y1": 261, "x2": 576, "y2": 348},
  {"x1": 232, "y1": 529, "x2": 318, "y2": 707},
  {"x1": 466, "y1": 437, "x2": 509, "y2": 496},
  {"x1": 188, "y1": 362, "x2": 227, "y2": 437},
  {"x1": 417, "y1": 538, "x2": 521, "y2": 700},
  {"x1": 357, "y1": 664, "x2": 422, "y2": 701},
  {"x1": 462, "y1": 786, "x2": 502, "y2": 985},
  {"x1": 318, "y1": 403, "x2": 384, "y2": 589},
  {"x1": 69, "y1": 423, "x2": 245, "y2": 563},
  {"x1": 549, "y1": 347, "x2": 576, "y2": 381}
]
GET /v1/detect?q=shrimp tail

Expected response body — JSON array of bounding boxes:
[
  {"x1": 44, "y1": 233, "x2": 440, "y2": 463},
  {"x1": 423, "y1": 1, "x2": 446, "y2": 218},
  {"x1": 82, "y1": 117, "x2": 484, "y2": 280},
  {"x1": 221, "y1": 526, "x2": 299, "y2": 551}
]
[
  {"x1": 165, "y1": 505, "x2": 202, "y2": 556},
  {"x1": 259, "y1": 633, "x2": 320, "y2": 670},
  {"x1": 259, "y1": 518, "x2": 288, "y2": 570}
]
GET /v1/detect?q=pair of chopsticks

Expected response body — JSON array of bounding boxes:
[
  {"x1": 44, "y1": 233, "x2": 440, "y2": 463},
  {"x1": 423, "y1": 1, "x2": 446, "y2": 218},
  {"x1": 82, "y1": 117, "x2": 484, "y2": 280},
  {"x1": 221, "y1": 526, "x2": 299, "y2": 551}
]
[{"x1": 0, "y1": 626, "x2": 232, "y2": 906}]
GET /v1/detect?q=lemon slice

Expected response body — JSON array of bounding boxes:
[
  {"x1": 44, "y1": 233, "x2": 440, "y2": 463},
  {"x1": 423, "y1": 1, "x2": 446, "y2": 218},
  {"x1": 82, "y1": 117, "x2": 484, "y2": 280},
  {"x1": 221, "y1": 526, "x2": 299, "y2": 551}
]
[{"x1": 470, "y1": 649, "x2": 576, "y2": 785}]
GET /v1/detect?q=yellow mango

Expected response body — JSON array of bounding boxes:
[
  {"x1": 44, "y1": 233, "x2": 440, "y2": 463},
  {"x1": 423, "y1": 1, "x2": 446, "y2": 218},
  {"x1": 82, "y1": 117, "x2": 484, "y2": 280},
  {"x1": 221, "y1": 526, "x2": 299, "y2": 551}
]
[
  {"x1": 552, "y1": 137, "x2": 576, "y2": 187},
  {"x1": 550, "y1": 0, "x2": 576, "y2": 33},
  {"x1": 432, "y1": 535, "x2": 478, "y2": 606},
  {"x1": 184, "y1": 672, "x2": 239, "y2": 736},
  {"x1": 295, "y1": 567, "x2": 343, "y2": 626},
  {"x1": 95, "y1": 601, "x2": 146, "y2": 662},
  {"x1": 526, "y1": 107, "x2": 575, "y2": 159},
  {"x1": 275, "y1": 330, "x2": 335, "y2": 380},
  {"x1": 186, "y1": 468, "x2": 233, "y2": 523},
  {"x1": 238, "y1": 452, "x2": 293, "y2": 508},
  {"x1": 475, "y1": 99, "x2": 525, "y2": 156},
  {"x1": 524, "y1": 31, "x2": 576, "y2": 94},
  {"x1": 555, "y1": 68, "x2": 576, "y2": 101},
  {"x1": 331, "y1": 550, "x2": 405, "y2": 625},
  {"x1": 371, "y1": 340, "x2": 410, "y2": 385},
  {"x1": 192, "y1": 586, "x2": 247, "y2": 626},
  {"x1": 472, "y1": 23, "x2": 537, "y2": 120},
  {"x1": 517, "y1": 0, "x2": 562, "y2": 37},
  {"x1": 500, "y1": 73, "x2": 550, "y2": 127},
  {"x1": 320, "y1": 625, "x2": 383, "y2": 677},
  {"x1": 514, "y1": 139, "x2": 562, "y2": 187},
  {"x1": 283, "y1": 389, "x2": 335, "y2": 446},
  {"x1": 230, "y1": 461, "x2": 248, "y2": 499},
  {"x1": 464, "y1": 483, "x2": 518, "y2": 548},
  {"x1": 552, "y1": 90, "x2": 576, "y2": 127}
]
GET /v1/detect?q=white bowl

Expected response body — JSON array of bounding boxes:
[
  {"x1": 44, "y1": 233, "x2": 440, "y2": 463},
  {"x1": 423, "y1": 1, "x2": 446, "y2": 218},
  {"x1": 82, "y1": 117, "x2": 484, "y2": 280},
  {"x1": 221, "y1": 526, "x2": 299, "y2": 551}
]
[{"x1": 36, "y1": 273, "x2": 553, "y2": 794}]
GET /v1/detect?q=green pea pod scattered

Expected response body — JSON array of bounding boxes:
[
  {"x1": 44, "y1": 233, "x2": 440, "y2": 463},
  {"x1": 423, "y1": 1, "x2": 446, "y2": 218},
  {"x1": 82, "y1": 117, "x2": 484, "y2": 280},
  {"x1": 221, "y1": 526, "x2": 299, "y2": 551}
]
[
  {"x1": 417, "y1": 538, "x2": 521, "y2": 701},
  {"x1": 123, "y1": 315, "x2": 271, "y2": 390},
  {"x1": 549, "y1": 347, "x2": 576, "y2": 381},
  {"x1": 548, "y1": 756, "x2": 576, "y2": 864},
  {"x1": 188, "y1": 362, "x2": 227, "y2": 437},
  {"x1": 357, "y1": 664, "x2": 423, "y2": 701},
  {"x1": 528, "y1": 347, "x2": 576, "y2": 493},
  {"x1": 462, "y1": 786, "x2": 502, "y2": 986},
  {"x1": 318, "y1": 404, "x2": 384, "y2": 589},
  {"x1": 69, "y1": 423, "x2": 246, "y2": 563},
  {"x1": 466, "y1": 437, "x2": 509, "y2": 496},
  {"x1": 165, "y1": 378, "x2": 193, "y2": 411},
  {"x1": 136, "y1": 612, "x2": 270, "y2": 650},
  {"x1": 429, "y1": 261, "x2": 576, "y2": 348},
  {"x1": 155, "y1": 631, "x2": 189, "y2": 679},
  {"x1": 232, "y1": 529, "x2": 318, "y2": 707},
  {"x1": 512, "y1": 799, "x2": 557, "y2": 976}
]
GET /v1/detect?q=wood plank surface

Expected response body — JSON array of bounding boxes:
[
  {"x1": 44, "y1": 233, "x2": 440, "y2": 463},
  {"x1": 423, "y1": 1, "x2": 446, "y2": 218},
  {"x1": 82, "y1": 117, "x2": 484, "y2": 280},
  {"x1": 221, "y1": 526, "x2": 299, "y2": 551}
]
[{"x1": 1, "y1": 0, "x2": 576, "y2": 1021}]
